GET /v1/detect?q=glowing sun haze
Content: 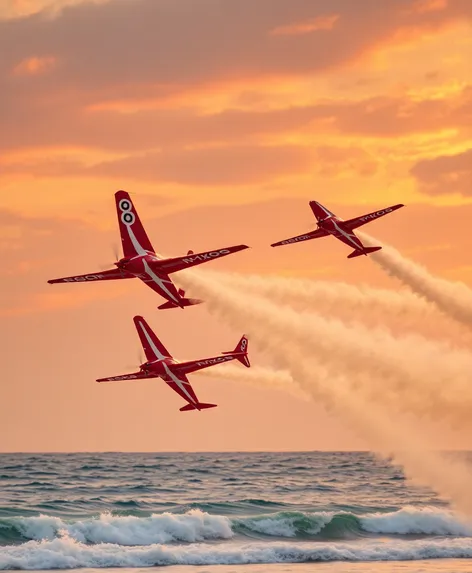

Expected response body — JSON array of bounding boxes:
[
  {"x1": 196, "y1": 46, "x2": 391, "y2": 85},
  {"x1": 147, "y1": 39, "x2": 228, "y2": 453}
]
[{"x1": 1, "y1": 0, "x2": 471, "y2": 451}]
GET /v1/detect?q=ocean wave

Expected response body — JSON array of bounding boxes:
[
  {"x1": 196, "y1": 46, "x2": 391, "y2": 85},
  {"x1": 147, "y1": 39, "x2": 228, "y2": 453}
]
[
  {"x1": 234, "y1": 511, "x2": 357, "y2": 538},
  {"x1": 3, "y1": 536, "x2": 472, "y2": 569},
  {"x1": 362, "y1": 506, "x2": 472, "y2": 536},
  {"x1": 0, "y1": 510, "x2": 232, "y2": 546},
  {"x1": 236, "y1": 506, "x2": 472, "y2": 539},
  {"x1": 0, "y1": 507, "x2": 470, "y2": 546}
]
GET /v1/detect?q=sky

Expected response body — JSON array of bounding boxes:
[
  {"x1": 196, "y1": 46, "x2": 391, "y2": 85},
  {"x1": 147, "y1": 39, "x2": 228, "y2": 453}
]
[{"x1": 1, "y1": 0, "x2": 472, "y2": 452}]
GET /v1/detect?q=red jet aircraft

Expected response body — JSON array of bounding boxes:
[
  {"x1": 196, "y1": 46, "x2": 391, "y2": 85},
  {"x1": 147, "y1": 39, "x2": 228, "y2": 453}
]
[
  {"x1": 271, "y1": 201, "x2": 404, "y2": 258},
  {"x1": 97, "y1": 316, "x2": 250, "y2": 412},
  {"x1": 48, "y1": 190, "x2": 249, "y2": 309}
]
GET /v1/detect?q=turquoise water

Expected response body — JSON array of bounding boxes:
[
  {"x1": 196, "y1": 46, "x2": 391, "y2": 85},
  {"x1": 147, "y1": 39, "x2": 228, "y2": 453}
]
[{"x1": 1, "y1": 452, "x2": 472, "y2": 570}]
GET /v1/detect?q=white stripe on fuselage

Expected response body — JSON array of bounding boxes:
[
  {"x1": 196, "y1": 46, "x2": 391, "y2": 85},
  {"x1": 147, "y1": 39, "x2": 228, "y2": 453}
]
[
  {"x1": 138, "y1": 321, "x2": 168, "y2": 361},
  {"x1": 331, "y1": 220, "x2": 362, "y2": 249},
  {"x1": 142, "y1": 260, "x2": 180, "y2": 303},
  {"x1": 126, "y1": 211, "x2": 179, "y2": 303},
  {"x1": 163, "y1": 364, "x2": 196, "y2": 404},
  {"x1": 124, "y1": 215, "x2": 180, "y2": 303}
]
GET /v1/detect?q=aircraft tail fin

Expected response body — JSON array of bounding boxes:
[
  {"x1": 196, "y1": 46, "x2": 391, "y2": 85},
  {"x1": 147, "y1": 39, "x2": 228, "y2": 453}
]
[
  {"x1": 309, "y1": 200, "x2": 336, "y2": 222},
  {"x1": 180, "y1": 403, "x2": 218, "y2": 412},
  {"x1": 157, "y1": 289, "x2": 203, "y2": 310},
  {"x1": 133, "y1": 316, "x2": 172, "y2": 361},
  {"x1": 222, "y1": 335, "x2": 250, "y2": 367},
  {"x1": 347, "y1": 246, "x2": 382, "y2": 259},
  {"x1": 115, "y1": 190, "x2": 155, "y2": 258}
]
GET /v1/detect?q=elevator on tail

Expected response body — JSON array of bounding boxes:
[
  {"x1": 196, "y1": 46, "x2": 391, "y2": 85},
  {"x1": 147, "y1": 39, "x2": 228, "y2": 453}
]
[
  {"x1": 48, "y1": 190, "x2": 249, "y2": 308},
  {"x1": 271, "y1": 201, "x2": 404, "y2": 258},
  {"x1": 97, "y1": 316, "x2": 250, "y2": 412}
]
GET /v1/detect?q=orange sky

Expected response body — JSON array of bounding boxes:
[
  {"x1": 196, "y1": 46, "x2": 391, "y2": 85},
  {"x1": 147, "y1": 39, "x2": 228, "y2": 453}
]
[{"x1": 1, "y1": 0, "x2": 472, "y2": 452}]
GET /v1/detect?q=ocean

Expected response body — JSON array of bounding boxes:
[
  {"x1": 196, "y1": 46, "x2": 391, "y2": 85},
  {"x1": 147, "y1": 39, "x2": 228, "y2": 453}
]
[{"x1": 0, "y1": 451, "x2": 471, "y2": 572}]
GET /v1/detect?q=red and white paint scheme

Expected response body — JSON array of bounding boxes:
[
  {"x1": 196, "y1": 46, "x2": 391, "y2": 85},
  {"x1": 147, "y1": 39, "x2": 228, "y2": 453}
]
[
  {"x1": 97, "y1": 316, "x2": 250, "y2": 412},
  {"x1": 271, "y1": 201, "x2": 404, "y2": 258},
  {"x1": 48, "y1": 190, "x2": 249, "y2": 308}
]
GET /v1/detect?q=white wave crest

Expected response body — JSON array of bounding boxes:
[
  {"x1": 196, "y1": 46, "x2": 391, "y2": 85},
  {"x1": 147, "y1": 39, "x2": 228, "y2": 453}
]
[
  {"x1": 361, "y1": 506, "x2": 472, "y2": 536},
  {"x1": 237, "y1": 507, "x2": 472, "y2": 538},
  {"x1": 10, "y1": 507, "x2": 472, "y2": 544},
  {"x1": 3, "y1": 536, "x2": 472, "y2": 569},
  {"x1": 14, "y1": 510, "x2": 233, "y2": 545}
]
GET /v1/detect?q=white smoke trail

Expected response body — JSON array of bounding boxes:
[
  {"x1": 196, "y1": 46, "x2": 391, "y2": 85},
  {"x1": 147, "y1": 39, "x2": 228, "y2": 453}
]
[
  {"x1": 360, "y1": 231, "x2": 472, "y2": 330},
  {"x1": 178, "y1": 270, "x2": 472, "y2": 516},
  {"x1": 194, "y1": 364, "x2": 309, "y2": 400},
  {"x1": 207, "y1": 270, "x2": 471, "y2": 346},
  {"x1": 188, "y1": 272, "x2": 472, "y2": 427}
]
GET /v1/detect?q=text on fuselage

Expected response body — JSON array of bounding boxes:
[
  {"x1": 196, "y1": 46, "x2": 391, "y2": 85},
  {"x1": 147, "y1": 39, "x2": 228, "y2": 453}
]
[
  {"x1": 182, "y1": 249, "x2": 230, "y2": 264},
  {"x1": 358, "y1": 208, "x2": 393, "y2": 222}
]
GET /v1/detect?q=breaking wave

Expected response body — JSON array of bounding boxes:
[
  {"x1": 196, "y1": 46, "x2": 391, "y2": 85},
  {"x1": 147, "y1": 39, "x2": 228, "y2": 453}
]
[
  {"x1": 0, "y1": 510, "x2": 232, "y2": 546},
  {"x1": 3, "y1": 536, "x2": 472, "y2": 569},
  {"x1": 1, "y1": 506, "x2": 471, "y2": 546},
  {"x1": 237, "y1": 506, "x2": 472, "y2": 538}
]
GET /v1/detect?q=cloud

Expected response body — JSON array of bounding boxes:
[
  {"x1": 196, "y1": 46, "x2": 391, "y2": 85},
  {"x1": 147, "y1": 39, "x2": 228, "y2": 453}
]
[
  {"x1": 1, "y1": 86, "x2": 471, "y2": 156},
  {"x1": 407, "y1": 0, "x2": 448, "y2": 15},
  {"x1": 270, "y1": 14, "x2": 340, "y2": 36},
  {"x1": 12, "y1": 55, "x2": 57, "y2": 75},
  {"x1": 0, "y1": 142, "x2": 383, "y2": 185},
  {"x1": 92, "y1": 144, "x2": 314, "y2": 185},
  {"x1": 326, "y1": 86, "x2": 472, "y2": 137},
  {"x1": 1, "y1": 0, "x2": 471, "y2": 146},
  {"x1": 1, "y1": 145, "x2": 314, "y2": 185},
  {"x1": 411, "y1": 148, "x2": 472, "y2": 196},
  {"x1": 0, "y1": 1, "x2": 419, "y2": 90},
  {"x1": 0, "y1": 0, "x2": 471, "y2": 200},
  {"x1": 0, "y1": 0, "x2": 108, "y2": 20},
  {"x1": 2, "y1": 0, "x2": 468, "y2": 90},
  {"x1": 313, "y1": 146, "x2": 378, "y2": 176},
  {"x1": 0, "y1": 104, "x2": 321, "y2": 152}
]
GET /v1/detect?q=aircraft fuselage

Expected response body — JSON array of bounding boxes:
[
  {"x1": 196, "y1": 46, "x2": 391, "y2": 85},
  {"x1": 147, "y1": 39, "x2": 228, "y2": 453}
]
[
  {"x1": 116, "y1": 252, "x2": 161, "y2": 275},
  {"x1": 116, "y1": 252, "x2": 184, "y2": 307},
  {"x1": 318, "y1": 216, "x2": 365, "y2": 252}
]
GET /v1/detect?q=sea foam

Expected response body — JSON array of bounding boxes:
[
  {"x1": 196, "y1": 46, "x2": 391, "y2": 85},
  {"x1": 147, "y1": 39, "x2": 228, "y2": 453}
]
[{"x1": 2, "y1": 536, "x2": 472, "y2": 569}]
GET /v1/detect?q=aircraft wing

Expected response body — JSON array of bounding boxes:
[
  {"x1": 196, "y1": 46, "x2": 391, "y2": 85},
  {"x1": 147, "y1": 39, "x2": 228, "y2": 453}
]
[
  {"x1": 48, "y1": 268, "x2": 134, "y2": 284},
  {"x1": 271, "y1": 228, "x2": 329, "y2": 248},
  {"x1": 344, "y1": 204, "x2": 405, "y2": 230},
  {"x1": 96, "y1": 371, "x2": 151, "y2": 382},
  {"x1": 152, "y1": 244, "x2": 249, "y2": 274}
]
